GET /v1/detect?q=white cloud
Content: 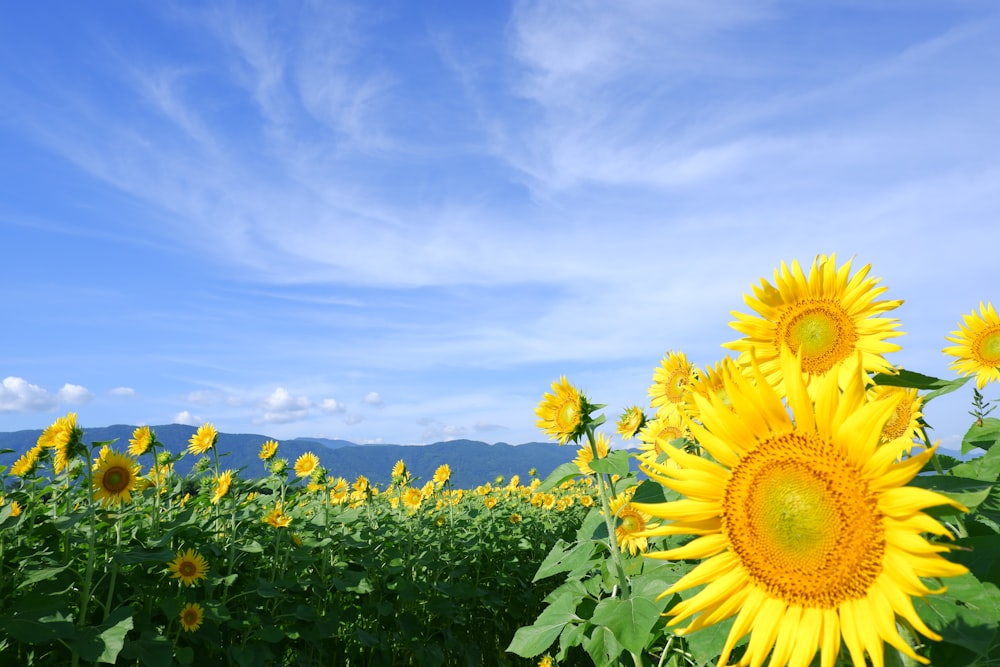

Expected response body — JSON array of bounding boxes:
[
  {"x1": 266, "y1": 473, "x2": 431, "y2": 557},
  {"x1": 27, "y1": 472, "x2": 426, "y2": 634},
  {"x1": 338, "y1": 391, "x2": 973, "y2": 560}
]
[
  {"x1": 0, "y1": 377, "x2": 94, "y2": 412},
  {"x1": 320, "y1": 398, "x2": 345, "y2": 414},
  {"x1": 57, "y1": 383, "x2": 94, "y2": 404},
  {"x1": 173, "y1": 410, "x2": 201, "y2": 426},
  {"x1": 0, "y1": 376, "x2": 56, "y2": 413},
  {"x1": 256, "y1": 387, "x2": 312, "y2": 424},
  {"x1": 109, "y1": 386, "x2": 136, "y2": 398},
  {"x1": 363, "y1": 391, "x2": 384, "y2": 408},
  {"x1": 345, "y1": 413, "x2": 365, "y2": 425}
]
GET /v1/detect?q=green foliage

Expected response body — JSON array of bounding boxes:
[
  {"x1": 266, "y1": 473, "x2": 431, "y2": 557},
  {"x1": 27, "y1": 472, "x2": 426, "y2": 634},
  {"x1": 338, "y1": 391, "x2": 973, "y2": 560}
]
[{"x1": 0, "y1": 427, "x2": 590, "y2": 665}]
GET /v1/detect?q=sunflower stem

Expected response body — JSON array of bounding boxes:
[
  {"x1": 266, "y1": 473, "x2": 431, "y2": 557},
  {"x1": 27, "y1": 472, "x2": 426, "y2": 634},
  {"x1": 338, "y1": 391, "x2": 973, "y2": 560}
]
[
  {"x1": 102, "y1": 519, "x2": 122, "y2": 622},
  {"x1": 73, "y1": 445, "x2": 99, "y2": 667},
  {"x1": 587, "y1": 426, "x2": 630, "y2": 600}
]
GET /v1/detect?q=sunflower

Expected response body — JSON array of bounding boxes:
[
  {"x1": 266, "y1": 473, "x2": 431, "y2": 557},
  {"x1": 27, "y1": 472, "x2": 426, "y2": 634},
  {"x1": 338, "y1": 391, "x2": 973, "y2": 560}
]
[
  {"x1": 330, "y1": 478, "x2": 350, "y2": 504},
  {"x1": 616, "y1": 406, "x2": 647, "y2": 440},
  {"x1": 649, "y1": 352, "x2": 695, "y2": 418},
  {"x1": 263, "y1": 502, "x2": 292, "y2": 528},
  {"x1": 725, "y1": 255, "x2": 903, "y2": 393},
  {"x1": 634, "y1": 349, "x2": 967, "y2": 667},
  {"x1": 167, "y1": 548, "x2": 209, "y2": 587},
  {"x1": 38, "y1": 412, "x2": 79, "y2": 474},
  {"x1": 128, "y1": 426, "x2": 153, "y2": 457},
  {"x1": 259, "y1": 439, "x2": 279, "y2": 461},
  {"x1": 944, "y1": 301, "x2": 1000, "y2": 389},
  {"x1": 636, "y1": 411, "x2": 689, "y2": 463},
  {"x1": 11, "y1": 445, "x2": 43, "y2": 477},
  {"x1": 293, "y1": 452, "x2": 319, "y2": 478},
  {"x1": 573, "y1": 432, "x2": 611, "y2": 475},
  {"x1": 433, "y1": 464, "x2": 451, "y2": 486},
  {"x1": 402, "y1": 487, "x2": 423, "y2": 511},
  {"x1": 179, "y1": 602, "x2": 204, "y2": 632},
  {"x1": 188, "y1": 423, "x2": 217, "y2": 456},
  {"x1": 869, "y1": 384, "x2": 924, "y2": 446},
  {"x1": 535, "y1": 376, "x2": 585, "y2": 444},
  {"x1": 92, "y1": 450, "x2": 141, "y2": 507},
  {"x1": 210, "y1": 470, "x2": 233, "y2": 504},
  {"x1": 609, "y1": 490, "x2": 655, "y2": 556},
  {"x1": 682, "y1": 356, "x2": 741, "y2": 423}
]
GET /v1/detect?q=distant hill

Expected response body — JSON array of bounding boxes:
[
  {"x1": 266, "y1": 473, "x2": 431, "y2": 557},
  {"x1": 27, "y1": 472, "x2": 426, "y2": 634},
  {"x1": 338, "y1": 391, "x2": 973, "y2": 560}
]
[{"x1": 0, "y1": 425, "x2": 578, "y2": 487}]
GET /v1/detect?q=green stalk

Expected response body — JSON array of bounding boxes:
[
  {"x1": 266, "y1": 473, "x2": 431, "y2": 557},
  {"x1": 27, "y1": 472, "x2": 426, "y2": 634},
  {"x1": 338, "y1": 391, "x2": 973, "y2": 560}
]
[
  {"x1": 72, "y1": 453, "x2": 99, "y2": 667},
  {"x1": 102, "y1": 520, "x2": 122, "y2": 621},
  {"x1": 587, "y1": 426, "x2": 631, "y2": 599}
]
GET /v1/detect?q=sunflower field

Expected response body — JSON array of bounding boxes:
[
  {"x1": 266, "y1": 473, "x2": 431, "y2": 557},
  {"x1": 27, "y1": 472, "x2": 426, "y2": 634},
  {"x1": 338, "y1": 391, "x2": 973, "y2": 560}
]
[
  {"x1": 4, "y1": 254, "x2": 1000, "y2": 667},
  {"x1": 0, "y1": 423, "x2": 594, "y2": 666}
]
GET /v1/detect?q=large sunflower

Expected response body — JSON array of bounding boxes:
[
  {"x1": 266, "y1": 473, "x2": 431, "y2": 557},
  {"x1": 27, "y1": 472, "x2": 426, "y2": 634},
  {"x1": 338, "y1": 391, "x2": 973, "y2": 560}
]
[
  {"x1": 725, "y1": 255, "x2": 902, "y2": 393},
  {"x1": 634, "y1": 349, "x2": 967, "y2": 667},
  {"x1": 943, "y1": 301, "x2": 1000, "y2": 389},
  {"x1": 92, "y1": 450, "x2": 141, "y2": 507}
]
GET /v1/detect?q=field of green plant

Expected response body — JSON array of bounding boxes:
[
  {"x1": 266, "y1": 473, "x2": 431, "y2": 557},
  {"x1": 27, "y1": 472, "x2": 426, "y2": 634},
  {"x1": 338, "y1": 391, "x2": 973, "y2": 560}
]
[
  {"x1": 0, "y1": 425, "x2": 596, "y2": 666},
  {"x1": 3, "y1": 254, "x2": 1000, "y2": 667}
]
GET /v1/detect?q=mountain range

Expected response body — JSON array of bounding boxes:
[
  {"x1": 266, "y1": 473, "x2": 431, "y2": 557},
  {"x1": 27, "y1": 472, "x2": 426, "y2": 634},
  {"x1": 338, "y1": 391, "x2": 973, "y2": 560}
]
[{"x1": 0, "y1": 424, "x2": 581, "y2": 487}]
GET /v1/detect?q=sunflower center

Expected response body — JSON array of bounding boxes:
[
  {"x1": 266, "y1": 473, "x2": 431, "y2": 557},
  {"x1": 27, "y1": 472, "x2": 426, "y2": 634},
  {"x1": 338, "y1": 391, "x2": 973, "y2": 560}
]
[
  {"x1": 102, "y1": 467, "x2": 130, "y2": 493},
  {"x1": 666, "y1": 370, "x2": 688, "y2": 403},
  {"x1": 778, "y1": 301, "x2": 858, "y2": 374},
  {"x1": 974, "y1": 328, "x2": 1000, "y2": 365},
  {"x1": 882, "y1": 396, "x2": 912, "y2": 442},
  {"x1": 179, "y1": 561, "x2": 197, "y2": 577},
  {"x1": 619, "y1": 510, "x2": 644, "y2": 533},
  {"x1": 556, "y1": 398, "x2": 580, "y2": 432},
  {"x1": 723, "y1": 431, "x2": 885, "y2": 608}
]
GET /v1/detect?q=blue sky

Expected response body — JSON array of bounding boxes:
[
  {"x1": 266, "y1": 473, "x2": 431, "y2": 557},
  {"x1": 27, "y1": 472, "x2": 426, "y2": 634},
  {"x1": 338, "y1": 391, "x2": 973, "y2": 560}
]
[{"x1": 1, "y1": 1, "x2": 998, "y2": 448}]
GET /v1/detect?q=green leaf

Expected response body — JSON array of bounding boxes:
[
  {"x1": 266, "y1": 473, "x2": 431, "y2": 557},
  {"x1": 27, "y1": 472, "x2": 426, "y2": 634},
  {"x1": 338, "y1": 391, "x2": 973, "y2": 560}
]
[
  {"x1": 952, "y1": 443, "x2": 1000, "y2": 483},
  {"x1": 237, "y1": 541, "x2": 264, "y2": 554},
  {"x1": 916, "y1": 572, "x2": 1000, "y2": 658},
  {"x1": 113, "y1": 547, "x2": 175, "y2": 565},
  {"x1": 582, "y1": 623, "x2": 623, "y2": 667},
  {"x1": 119, "y1": 632, "x2": 172, "y2": 667},
  {"x1": 534, "y1": 539, "x2": 599, "y2": 582},
  {"x1": 589, "y1": 596, "x2": 663, "y2": 655},
  {"x1": 871, "y1": 369, "x2": 969, "y2": 398},
  {"x1": 962, "y1": 418, "x2": 1000, "y2": 454},
  {"x1": 589, "y1": 449, "x2": 632, "y2": 478},
  {"x1": 631, "y1": 479, "x2": 668, "y2": 505},
  {"x1": 16, "y1": 564, "x2": 71, "y2": 589},
  {"x1": 69, "y1": 607, "x2": 134, "y2": 663},
  {"x1": 506, "y1": 592, "x2": 581, "y2": 658},
  {"x1": 536, "y1": 462, "x2": 584, "y2": 493},
  {"x1": 0, "y1": 611, "x2": 75, "y2": 643},
  {"x1": 685, "y1": 616, "x2": 737, "y2": 667},
  {"x1": 907, "y1": 475, "x2": 993, "y2": 512}
]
